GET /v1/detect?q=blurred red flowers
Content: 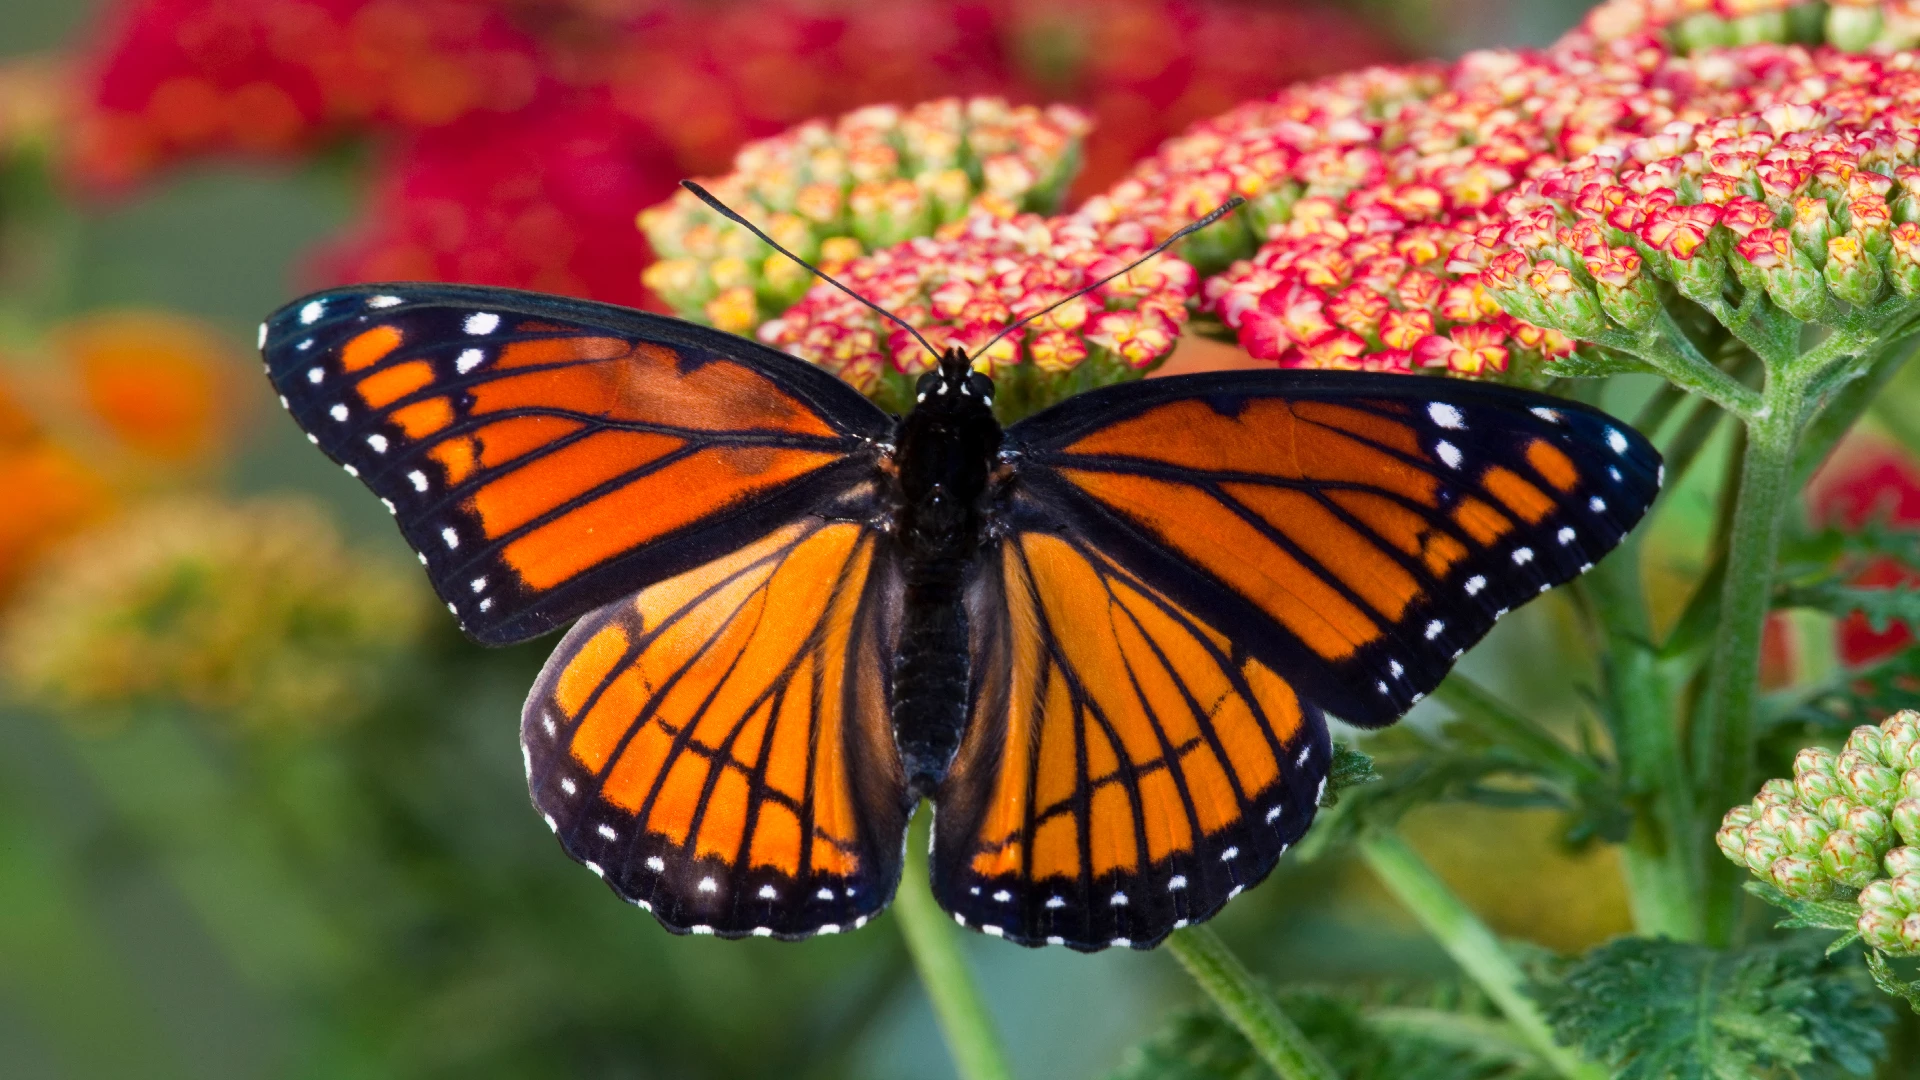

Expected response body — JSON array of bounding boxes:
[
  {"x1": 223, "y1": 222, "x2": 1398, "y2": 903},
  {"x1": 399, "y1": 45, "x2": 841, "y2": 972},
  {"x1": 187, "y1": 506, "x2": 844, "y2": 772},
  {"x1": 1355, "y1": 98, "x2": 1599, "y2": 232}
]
[
  {"x1": 1810, "y1": 437, "x2": 1920, "y2": 666},
  {"x1": 69, "y1": 0, "x2": 1396, "y2": 309}
]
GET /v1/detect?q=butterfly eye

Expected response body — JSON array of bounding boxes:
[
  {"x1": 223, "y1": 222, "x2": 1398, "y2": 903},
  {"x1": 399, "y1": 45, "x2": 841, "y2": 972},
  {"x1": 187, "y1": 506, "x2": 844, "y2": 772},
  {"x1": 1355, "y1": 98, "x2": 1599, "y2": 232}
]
[
  {"x1": 966, "y1": 372, "x2": 994, "y2": 399},
  {"x1": 915, "y1": 373, "x2": 939, "y2": 400}
]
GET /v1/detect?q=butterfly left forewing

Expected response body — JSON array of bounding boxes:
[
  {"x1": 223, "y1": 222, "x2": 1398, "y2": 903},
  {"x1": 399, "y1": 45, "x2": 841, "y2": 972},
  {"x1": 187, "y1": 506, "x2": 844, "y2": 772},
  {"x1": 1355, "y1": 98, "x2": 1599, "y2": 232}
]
[
  {"x1": 261, "y1": 284, "x2": 891, "y2": 645},
  {"x1": 523, "y1": 515, "x2": 910, "y2": 938}
]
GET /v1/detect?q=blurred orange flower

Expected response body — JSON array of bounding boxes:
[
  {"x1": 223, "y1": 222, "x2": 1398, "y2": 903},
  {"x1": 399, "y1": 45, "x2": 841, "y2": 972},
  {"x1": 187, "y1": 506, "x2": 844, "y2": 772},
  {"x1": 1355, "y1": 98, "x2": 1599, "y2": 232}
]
[
  {"x1": 0, "y1": 377, "x2": 113, "y2": 602},
  {"x1": 52, "y1": 311, "x2": 235, "y2": 464}
]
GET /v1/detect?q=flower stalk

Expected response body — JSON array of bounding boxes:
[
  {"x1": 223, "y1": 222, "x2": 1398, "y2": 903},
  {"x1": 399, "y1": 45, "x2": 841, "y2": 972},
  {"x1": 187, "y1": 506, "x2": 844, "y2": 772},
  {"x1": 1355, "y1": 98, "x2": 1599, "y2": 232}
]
[
  {"x1": 1164, "y1": 925, "x2": 1339, "y2": 1080},
  {"x1": 1358, "y1": 829, "x2": 1604, "y2": 1080},
  {"x1": 897, "y1": 811, "x2": 1013, "y2": 1080}
]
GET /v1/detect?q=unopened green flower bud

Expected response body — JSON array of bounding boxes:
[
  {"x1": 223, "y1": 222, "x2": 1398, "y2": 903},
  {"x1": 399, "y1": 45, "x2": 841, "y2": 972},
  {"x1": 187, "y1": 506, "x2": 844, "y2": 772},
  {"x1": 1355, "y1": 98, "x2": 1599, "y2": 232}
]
[
  {"x1": 1844, "y1": 760, "x2": 1904, "y2": 810},
  {"x1": 1893, "y1": 871, "x2": 1920, "y2": 912},
  {"x1": 1847, "y1": 725, "x2": 1891, "y2": 763},
  {"x1": 1793, "y1": 196, "x2": 1836, "y2": 260},
  {"x1": 1770, "y1": 854, "x2": 1836, "y2": 899},
  {"x1": 1822, "y1": 829, "x2": 1884, "y2": 888},
  {"x1": 1756, "y1": 777, "x2": 1798, "y2": 810},
  {"x1": 1901, "y1": 914, "x2": 1920, "y2": 956},
  {"x1": 1844, "y1": 804, "x2": 1895, "y2": 849},
  {"x1": 1824, "y1": 235, "x2": 1886, "y2": 306},
  {"x1": 1884, "y1": 711, "x2": 1920, "y2": 769},
  {"x1": 1820, "y1": 794, "x2": 1855, "y2": 827},
  {"x1": 1736, "y1": 228, "x2": 1833, "y2": 321},
  {"x1": 1894, "y1": 798, "x2": 1920, "y2": 847},
  {"x1": 1905, "y1": 768, "x2": 1920, "y2": 801},
  {"x1": 1890, "y1": 847, "x2": 1920, "y2": 879},
  {"x1": 1860, "y1": 905, "x2": 1907, "y2": 952},
  {"x1": 1795, "y1": 746, "x2": 1845, "y2": 805},
  {"x1": 1524, "y1": 260, "x2": 1611, "y2": 338},
  {"x1": 1719, "y1": 805, "x2": 1758, "y2": 864},
  {"x1": 1783, "y1": 810, "x2": 1834, "y2": 856},
  {"x1": 1749, "y1": 828, "x2": 1795, "y2": 876},
  {"x1": 1862, "y1": 878, "x2": 1902, "y2": 915}
]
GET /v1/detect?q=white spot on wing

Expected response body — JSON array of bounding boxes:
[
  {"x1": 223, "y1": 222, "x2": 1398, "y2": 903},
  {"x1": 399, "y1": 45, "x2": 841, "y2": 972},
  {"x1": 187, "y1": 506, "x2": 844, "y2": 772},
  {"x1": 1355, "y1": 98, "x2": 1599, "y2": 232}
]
[
  {"x1": 1169, "y1": 876, "x2": 1188, "y2": 891},
  {"x1": 465, "y1": 312, "x2": 501, "y2": 335},
  {"x1": 330, "y1": 404, "x2": 349, "y2": 421},
  {"x1": 697, "y1": 877, "x2": 717, "y2": 893},
  {"x1": 1428, "y1": 402, "x2": 1466, "y2": 429},
  {"x1": 442, "y1": 527, "x2": 459, "y2": 549},
  {"x1": 367, "y1": 294, "x2": 402, "y2": 308},
  {"x1": 1389, "y1": 659, "x2": 1404, "y2": 678},
  {"x1": 1465, "y1": 575, "x2": 1487, "y2": 595},
  {"x1": 560, "y1": 778, "x2": 577, "y2": 796},
  {"x1": 1606, "y1": 426, "x2": 1628, "y2": 454},
  {"x1": 752, "y1": 927, "x2": 774, "y2": 937},
  {"x1": 983, "y1": 925, "x2": 1004, "y2": 937},
  {"x1": 1221, "y1": 847, "x2": 1239, "y2": 862},
  {"x1": 1110, "y1": 892, "x2": 1128, "y2": 907},
  {"x1": 992, "y1": 890, "x2": 1011, "y2": 903},
  {"x1": 1558, "y1": 526, "x2": 1577, "y2": 545},
  {"x1": 1296, "y1": 745, "x2": 1311, "y2": 767},
  {"x1": 470, "y1": 577, "x2": 487, "y2": 593},
  {"x1": 409, "y1": 470, "x2": 428, "y2": 492},
  {"x1": 596, "y1": 824, "x2": 617, "y2": 841},
  {"x1": 586, "y1": 861, "x2": 605, "y2": 878},
  {"x1": 1266, "y1": 805, "x2": 1282, "y2": 823},
  {"x1": 691, "y1": 925, "x2": 714, "y2": 935},
  {"x1": 1436, "y1": 440, "x2": 1463, "y2": 469},
  {"x1": 1047, "y1": 935, "x2": 1065, "y2": 945},
  {"x1": 1046, "y1": 896, "x2": 1065, "y2": 909},
  {"x1": 1590, "y1": 496, "x2": 1607, "y2": 512},
  {"x1": 646, "y1": 856, "x2": 665, "y2": 872},
  {"x1": 1228, "y1": 885, "x2": 1244, "y2": 898},
  {"x1": 257, "y1": 323, "x2": 268, "y2": 348},
  {"x1": 758, "y1": 884, "x2": 778, "y2": 900},
  {"x1": 1513, "y1": 547, "x2": 1534, "y2": 565},
  {"x1": 1531, "y1": 406, "x2": 1561, "y2": 422},
  {"x1": 816, "y1": 887, "x2": 833, "y2": 901},
  {"x1": 367, "y1": 433, "x2": 389, "y2": 453},
  {"x1": 457, "y1": 347, "x2": 484, "y2": 374},
  {"x1": 1426, "y1": 619, "x2": 1445, "y2": 639},
  {"x1": 308, "y1": 367, "x2": 324, "y2": 384},
  {"x1": 1111, "y1": 937, "x2": 1131, "y2": 948},
  {"x1": 299, "y1": 300, "x2": 324, "y2": 325}
]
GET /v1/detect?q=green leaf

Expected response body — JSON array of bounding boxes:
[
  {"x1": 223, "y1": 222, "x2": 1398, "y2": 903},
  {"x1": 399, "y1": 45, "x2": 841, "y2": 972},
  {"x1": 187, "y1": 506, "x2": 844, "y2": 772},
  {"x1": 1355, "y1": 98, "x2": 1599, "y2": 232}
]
[
  {"x1": 1775, "y1": 582, "x2": 1920, "y2": 633},
  {"x1": 1776, "y1": 520, "x2": 1920, "y2": 584},
  {"x1": 1107, "y1": 995, "x2": 1556, "y2": 1080},
  {"x1": 1765, "y1": 646, "x2": 1920, "y2": 738},
  {"x1": 1863, "y1": 951, "x2": 1920, "y2": 1015},
  {"x1": 1533, "y1": 938, "x2": 1890, "y2": 1079},
  {"x1": 1545, "y1": 348, "x2": 1658, "y2": 379},
  {"x1": 1318, "y1": 744, "x2": 1380, "y2": 808},
  {"x1": 1743, "y1": 882, "x2": 1864, "y2": 955}
]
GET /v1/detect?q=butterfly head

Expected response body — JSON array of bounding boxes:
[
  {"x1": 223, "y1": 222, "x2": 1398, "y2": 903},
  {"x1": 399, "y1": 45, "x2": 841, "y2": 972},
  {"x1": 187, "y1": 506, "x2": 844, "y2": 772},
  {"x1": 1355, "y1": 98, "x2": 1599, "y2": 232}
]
[{"x1": 914, "y1": 348, "x2": 994, "y2": 412}]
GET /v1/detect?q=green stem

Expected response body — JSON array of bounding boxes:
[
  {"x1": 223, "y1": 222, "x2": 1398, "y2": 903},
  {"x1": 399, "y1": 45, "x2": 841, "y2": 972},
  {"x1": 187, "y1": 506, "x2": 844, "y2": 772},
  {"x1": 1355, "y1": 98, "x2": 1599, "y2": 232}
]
[
  {"x1": 1357, "y1": 830, "x2": 1605, "y2": 1080},
  {"x1": 1582, "y1": 534, "x2": 1704, "y2": 942},
  {"x1": 1594, "y1": 309, "x2": 1761, "y2": 420},
  {"x1": 897, "y1": 811, "x2": 1014, "y2": 1080},
  {"x1": 1696, "y1": 374, "x2": 1807, "y2": 946},
  {"x1": 1164, "y1": 926, "x2": 1339, "y2": 1080}
]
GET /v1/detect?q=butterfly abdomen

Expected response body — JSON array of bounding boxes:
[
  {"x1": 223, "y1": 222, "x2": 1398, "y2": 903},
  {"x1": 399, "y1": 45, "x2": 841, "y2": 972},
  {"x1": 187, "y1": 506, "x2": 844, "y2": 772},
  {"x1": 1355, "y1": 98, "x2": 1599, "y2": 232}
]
[{"x1": 890, "y1": 358, "x2": 1003, "y2": 795}]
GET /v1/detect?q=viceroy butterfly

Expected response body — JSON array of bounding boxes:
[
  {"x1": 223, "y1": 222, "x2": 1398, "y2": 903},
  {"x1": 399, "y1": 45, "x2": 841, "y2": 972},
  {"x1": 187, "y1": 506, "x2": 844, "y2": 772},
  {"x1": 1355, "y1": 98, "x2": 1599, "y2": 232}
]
[{"x1": 260, "y1": 204, "x2": 1660, "y2": 953}]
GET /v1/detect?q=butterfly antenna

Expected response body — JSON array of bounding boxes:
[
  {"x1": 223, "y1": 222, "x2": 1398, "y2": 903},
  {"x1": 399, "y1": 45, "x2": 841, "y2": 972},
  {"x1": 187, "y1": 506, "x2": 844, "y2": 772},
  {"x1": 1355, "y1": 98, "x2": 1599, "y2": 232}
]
[
  {"x1": 966, "y1": 195, "x2": 1246, "y2": 363},
  {"x1": 679, "y1": 180, "x2": 944, "y2": 364}
]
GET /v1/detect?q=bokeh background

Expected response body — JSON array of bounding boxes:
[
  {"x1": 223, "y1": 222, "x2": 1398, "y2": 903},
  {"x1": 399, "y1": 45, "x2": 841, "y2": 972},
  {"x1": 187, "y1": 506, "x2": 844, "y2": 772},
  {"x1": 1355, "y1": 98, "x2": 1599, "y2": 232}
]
[{"x1": 2, "y1": 1, "x2": 1914, "y2": 1078}]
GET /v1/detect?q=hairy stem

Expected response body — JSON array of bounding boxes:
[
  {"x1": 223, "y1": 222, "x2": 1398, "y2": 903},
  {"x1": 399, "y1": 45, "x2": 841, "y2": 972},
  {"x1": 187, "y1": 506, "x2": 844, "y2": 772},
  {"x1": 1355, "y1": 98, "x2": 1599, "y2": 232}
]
[
  {"x1": 1358, "y1": 830, "x2": 1604, "y2": 1080},
  {"x1": 1165, "y1": 926, "x2": 1339, "y2": 1080},
  {"x1": 897, "y1": 811, "x2": 1014, "y2": 1080},
  {"x1": 1695, "y1": 373, "x2": 1807, "y2": 946}
]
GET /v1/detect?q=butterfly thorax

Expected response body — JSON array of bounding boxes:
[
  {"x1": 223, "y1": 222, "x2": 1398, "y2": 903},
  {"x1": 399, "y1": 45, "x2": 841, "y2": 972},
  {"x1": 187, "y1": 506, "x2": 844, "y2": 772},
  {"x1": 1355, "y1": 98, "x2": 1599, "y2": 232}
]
[{"x1": 890, "y1": 351, "x2": 1003, "y2": 796}]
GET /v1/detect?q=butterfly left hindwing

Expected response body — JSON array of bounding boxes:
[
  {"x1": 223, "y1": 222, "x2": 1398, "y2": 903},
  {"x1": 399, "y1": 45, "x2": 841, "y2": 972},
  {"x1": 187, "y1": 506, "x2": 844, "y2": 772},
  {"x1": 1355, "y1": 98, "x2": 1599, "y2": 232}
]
[{"x1": 524, "y1": 514, "x2": 911, "y2": 939}]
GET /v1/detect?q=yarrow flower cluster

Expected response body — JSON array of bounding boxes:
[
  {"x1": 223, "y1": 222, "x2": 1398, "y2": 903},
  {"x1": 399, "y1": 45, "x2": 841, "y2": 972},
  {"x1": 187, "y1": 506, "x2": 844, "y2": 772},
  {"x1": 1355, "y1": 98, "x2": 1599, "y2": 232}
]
[
  {"x1": 640, "y1": 99, "x2": 1091, "y2": 333},
  {"x1": 759, "y1": 212, "x2": 1197, "y2": 416},
  {"x1": 1718, "y1": 711, "x2": 1920, "y2": 954},
  {"x1": 1150, "y1": 39, "x2": 1920, "y2": 377}
]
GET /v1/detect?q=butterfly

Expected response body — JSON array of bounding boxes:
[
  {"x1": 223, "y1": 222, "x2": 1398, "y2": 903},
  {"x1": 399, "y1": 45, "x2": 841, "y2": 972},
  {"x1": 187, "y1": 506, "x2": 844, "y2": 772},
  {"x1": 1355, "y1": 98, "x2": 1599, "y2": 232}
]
[{"x1": 260, "y1": 268, "x2": 1660, "y2": 952}]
